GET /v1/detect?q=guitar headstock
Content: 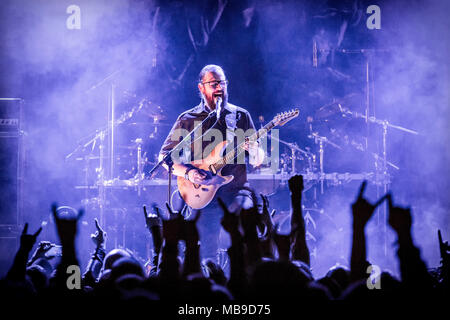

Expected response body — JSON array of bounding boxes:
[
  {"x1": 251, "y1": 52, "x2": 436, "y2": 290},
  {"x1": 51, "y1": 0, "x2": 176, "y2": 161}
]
[{"x1": 272, "y1": 108, "x2": 300, "y2": 126}]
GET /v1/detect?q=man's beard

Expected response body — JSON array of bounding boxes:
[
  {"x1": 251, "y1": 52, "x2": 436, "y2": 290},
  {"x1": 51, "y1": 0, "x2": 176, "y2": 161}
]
[{"x1": 203, "y1": 93, "x2": 228, "y2": 109}]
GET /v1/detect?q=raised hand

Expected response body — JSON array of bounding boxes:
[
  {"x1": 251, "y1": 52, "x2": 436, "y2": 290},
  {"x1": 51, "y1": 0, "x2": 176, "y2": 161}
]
[
  {"x1": 350, "y1": 181, "x2": 387, "y2": 281},
  {"x1": 218, "y1": 197, "x2": 240, "y2": 236},
  {"x1": 162, "y1": 202, "x2": 183, "y2": 244},
  {"x1": 257, "y1": 194, "x2": 276, "y2": 259},
  {"x1": 202, "y1": 259, "x2": 227, "y2": 286},
  {"x1": 91, "y1": 218, "x2": 106, "y2": 249},
  {"x1": 7, "y1": 223, "x2": 42, "y2": 281},
  {"x1": 240, "y1": 205, "x2": 259, "y2": 237},
  {"x1": 143, "y1": 204, "x2": 163, "y2": 229},
  {"x1": 143, "y1": 204, "x2": 163, "y2": 254},
  {"x1": 240, "y1": 204, "x2": 263, "y2": 265},
  {"x1": 34, "y1": 241, "x2": 56, "y2": 258},
  {"x1": 51, "y1": 203, "x2": 84, "y2": 247},
  {"x1": 438, "y1": 230, "x2": 450, "y2": 261},
  {"x1": 288, "y1": 174, "x2": 304, "y2": 198},
  {"x1": 260, "y1": 194, "x2": 275, "y2": 235},
  {"x1": 352, "y1": 181, "x2": 387, "y2": 229},
  {"x1": 20, "y1": 223, "x2": 42, "y2": 252},
  {"x1": 288, "y1": 175, "x2": 305, "y2": 232},
  {"x1": 273, "y1": 227, "x2": 290, "y2": 261},
  {"x1": 28, "y1": 241, "x2": 59, "y2": 267},
  {"x1": 387, "y1": 194, "x2": 412, "y2": 238},
  {"x1": 182, "y1": 211, "x2": 201, "y2": 245}
]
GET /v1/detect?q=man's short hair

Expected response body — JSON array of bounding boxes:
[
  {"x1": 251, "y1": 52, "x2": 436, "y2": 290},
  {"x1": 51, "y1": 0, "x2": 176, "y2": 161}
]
[{"x1": 198, "y1": 64, "x2": 225, "y2": 83}]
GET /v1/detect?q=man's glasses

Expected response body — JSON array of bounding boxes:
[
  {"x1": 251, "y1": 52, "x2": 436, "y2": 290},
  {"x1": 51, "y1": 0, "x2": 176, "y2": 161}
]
[{"x1": 202, "y1": 80, "x2": 228, "y2": 89}]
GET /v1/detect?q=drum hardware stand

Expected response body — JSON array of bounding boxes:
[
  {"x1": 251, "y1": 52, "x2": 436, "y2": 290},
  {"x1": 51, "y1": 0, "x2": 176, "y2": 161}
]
[
  {"x1": 331, "y1": 48, "x2": 390, "y2": 256},
  {"x1": 65, "y1": 89, "x2": 148, "y2": 229},
  {"x1": 97, "y1": 131, "x2": 107, "y2": 227},
  {"x1": 76, "y1": 60, "x2": 152, "y2": 249},
  {"x1": 308, "y1": 132, "x2": 342, "y2": 194},
  {"x1": 267, "y1": 135, "x2": 314, "y2": 175},
  {"x1": 108, "y1": 83, "x2": 116, "y2": 187},
  {"x1": 135, "y1": 138, "x2": 144, "y2": 196}
]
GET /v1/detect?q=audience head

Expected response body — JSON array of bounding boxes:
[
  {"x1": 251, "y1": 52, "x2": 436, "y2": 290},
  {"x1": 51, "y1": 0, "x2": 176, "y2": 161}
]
[
  {"x1": 104, "y1": 248, "x2": 133, "y2": 271},
  {"x1": 249, "y1": 260, "x2": 312, "y2": 300},
  {"x1": 26, "y1": 265, "x2": 48, "y2": 293},
  {"x1": 326, "y1": 264, "x2": 351, "y2": 291},
  {"x1": 110, "y1": 256, "x2": 145, "y2": 283}
]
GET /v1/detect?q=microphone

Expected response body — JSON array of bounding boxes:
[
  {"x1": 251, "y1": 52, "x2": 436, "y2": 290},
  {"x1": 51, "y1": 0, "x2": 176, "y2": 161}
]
[{"x1": 215, "y1": 96, "x2": 222, "y2": 118}]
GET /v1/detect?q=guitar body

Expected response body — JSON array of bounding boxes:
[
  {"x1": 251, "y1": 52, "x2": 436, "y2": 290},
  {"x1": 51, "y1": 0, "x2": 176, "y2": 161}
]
[
  {"x1": 177, "y1": 140, "x2": 234, "y2": 209},
  {"x1": 176, "y1": 108, "x2": 299, "y2": 209}
]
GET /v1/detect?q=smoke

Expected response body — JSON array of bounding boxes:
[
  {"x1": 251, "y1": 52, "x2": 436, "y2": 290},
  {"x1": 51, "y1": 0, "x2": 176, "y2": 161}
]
[
  {"x1": 0, "y1": 0, "x2": 447, "y2": 275},
  {"x1": 0, "y1": 0, "x2": 159, "y2": 266},
  {"x1": 254, "y1": 0, "x2": 449, "y2": 278},
  {"x1": 370, "y1": 0, "x2": 450, "y2": 270}
]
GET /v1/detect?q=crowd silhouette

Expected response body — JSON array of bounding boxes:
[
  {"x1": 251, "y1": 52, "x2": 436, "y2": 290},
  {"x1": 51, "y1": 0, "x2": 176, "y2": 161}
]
[{"x1": 1, "y1": 175, "x2": 448, "y2": 309}]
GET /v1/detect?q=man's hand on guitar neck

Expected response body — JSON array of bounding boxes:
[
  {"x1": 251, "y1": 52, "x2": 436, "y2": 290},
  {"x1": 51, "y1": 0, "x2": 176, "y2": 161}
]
[{"x1": 241, "y1": 138, "x2": 265, "y2": 167}]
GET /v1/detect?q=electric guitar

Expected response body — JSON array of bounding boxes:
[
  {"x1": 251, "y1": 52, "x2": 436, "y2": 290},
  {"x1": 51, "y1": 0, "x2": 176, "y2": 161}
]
[{"x1": 177, "y1": 109, "x2": 300, "y2": 209}]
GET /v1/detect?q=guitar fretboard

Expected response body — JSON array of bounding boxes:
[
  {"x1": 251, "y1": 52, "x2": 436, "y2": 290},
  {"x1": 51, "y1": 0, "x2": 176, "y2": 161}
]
[{"x1": 211, "y1": 120, "x2": 276, "y2": 172}]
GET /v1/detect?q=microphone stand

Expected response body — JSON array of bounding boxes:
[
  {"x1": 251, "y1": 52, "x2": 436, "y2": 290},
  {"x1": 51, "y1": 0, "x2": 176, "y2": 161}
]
[{"x1": 148, "y1": 108, "x2": 219, "y2": 209}]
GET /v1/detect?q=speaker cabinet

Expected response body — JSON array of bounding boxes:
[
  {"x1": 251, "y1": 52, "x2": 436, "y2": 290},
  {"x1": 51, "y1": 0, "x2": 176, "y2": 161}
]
[
  {"x1": 0, "y1": 98, "x2": 23, "y2": 226},
  {"x1": 0, "y1": 226, "x2": 19, "y2": 278}
]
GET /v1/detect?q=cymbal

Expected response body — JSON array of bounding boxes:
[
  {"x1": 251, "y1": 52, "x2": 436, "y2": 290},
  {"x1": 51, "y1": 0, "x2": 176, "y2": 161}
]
[
  {"x1": 314, "y1": 93, "x2": 361, "y2": 120},
  {"x1": 136, "y1": 100, "x2": 167, "y2": 120},
  {"x1": 315, "y1": 102, "x2": 343, "y2": 119}
]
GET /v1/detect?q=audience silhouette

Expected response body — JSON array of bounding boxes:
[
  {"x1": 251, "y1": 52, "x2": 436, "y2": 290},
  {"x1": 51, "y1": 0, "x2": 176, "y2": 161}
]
[{"x1": 1, "y1": 175, "x2": 448, "y2": 309}]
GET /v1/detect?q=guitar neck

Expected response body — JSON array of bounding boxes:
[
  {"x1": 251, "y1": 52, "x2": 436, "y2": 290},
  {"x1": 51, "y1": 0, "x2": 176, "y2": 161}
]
[{"x1": 212, "y1": 120, "x2": 276, "y2": 172}]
